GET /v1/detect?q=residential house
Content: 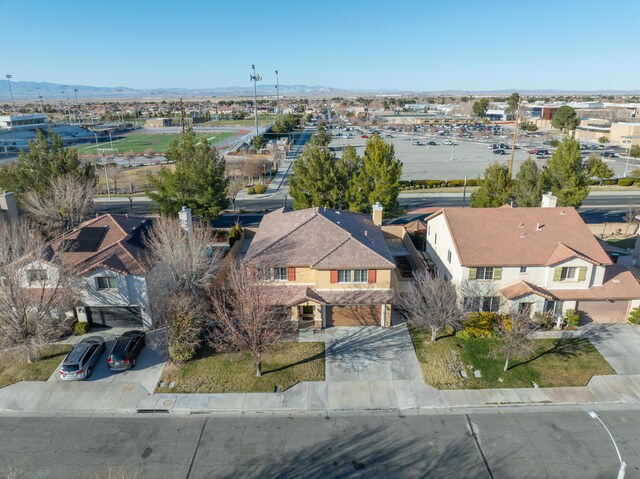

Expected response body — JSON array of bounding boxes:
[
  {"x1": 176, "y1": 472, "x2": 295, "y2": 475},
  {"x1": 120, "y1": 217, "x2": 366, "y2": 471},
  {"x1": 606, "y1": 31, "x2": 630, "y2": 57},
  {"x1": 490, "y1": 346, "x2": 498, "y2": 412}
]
[
  {"x1": 423, "y1": 197, "x2": 640, "y2": 323},
  {"x1": 21, "y1": 214, "x2": 165, "y2": 328},
  {"x1": 241, "y1": 204, "x2": 423, "y2": 328}
]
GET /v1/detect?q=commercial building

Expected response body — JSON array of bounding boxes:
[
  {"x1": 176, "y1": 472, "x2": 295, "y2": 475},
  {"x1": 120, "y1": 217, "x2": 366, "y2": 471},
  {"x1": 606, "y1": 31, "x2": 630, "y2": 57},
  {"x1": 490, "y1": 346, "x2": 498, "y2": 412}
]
[{"x1": 0, "y1": 114, "x2": 48, "y2": 131}]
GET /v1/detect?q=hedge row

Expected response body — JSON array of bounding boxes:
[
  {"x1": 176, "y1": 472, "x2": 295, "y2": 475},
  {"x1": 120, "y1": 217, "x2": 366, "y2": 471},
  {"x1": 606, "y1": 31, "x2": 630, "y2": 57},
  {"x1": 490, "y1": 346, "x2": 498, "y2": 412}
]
[{"x1": 401, "y1": 178, "x2": 637, "y2": 189}]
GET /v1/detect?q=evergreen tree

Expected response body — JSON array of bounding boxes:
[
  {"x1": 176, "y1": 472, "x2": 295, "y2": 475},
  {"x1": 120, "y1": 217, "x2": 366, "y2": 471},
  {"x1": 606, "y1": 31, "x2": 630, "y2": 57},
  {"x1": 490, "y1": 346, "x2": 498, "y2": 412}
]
[
  {"x1": 470, "y1": 162, "x2": 512, "y2": 208},
  {"x1": 542, "y1": 136, "x2": 589, "y2": 207},
  {"x1": 337, "y1": 145, "x2": 363, "y2": 207},
  {"x1": 551, "y1": 106, "x2": 579, "y2": 132},
  {"x1": 348, "y1": 135, "x2": 402, "y2": 214},
  {"x1": 310, "y1": 123, "x2": 332, "y2": 148},
  {"x1": 585, "y1": 154, "x2": 614, "y2": 180},
  {"x1": 0, "y1": 129, "x2": 96, "y2": 199},
  {"x1": 288, "y1": 143, "x2": 342, "y2": 209},
  {"x1": 513, "y1": 157, "x2": 544, "y2": 207},
  {"x1": 147, "y1": 129, "x2": 228, "y2": 219}
]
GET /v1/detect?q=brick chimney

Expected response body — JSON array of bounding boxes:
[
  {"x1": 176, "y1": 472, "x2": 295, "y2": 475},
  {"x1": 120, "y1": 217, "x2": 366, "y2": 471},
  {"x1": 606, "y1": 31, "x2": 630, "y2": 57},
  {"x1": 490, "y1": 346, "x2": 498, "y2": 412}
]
[
  {"x1": 372, "y1": 202, "x2": 383, "y2": 226},
  {"x1": 541, "y1": 192, "x2": 558, "y2": 208}
]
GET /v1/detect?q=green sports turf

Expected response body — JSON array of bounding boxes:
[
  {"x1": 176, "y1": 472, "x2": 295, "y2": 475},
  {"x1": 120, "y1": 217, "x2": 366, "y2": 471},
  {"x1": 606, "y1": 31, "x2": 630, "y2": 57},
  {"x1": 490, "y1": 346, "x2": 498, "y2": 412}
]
[{"x1": 76, "y1": 132, "x2": 236, "y2": 154}]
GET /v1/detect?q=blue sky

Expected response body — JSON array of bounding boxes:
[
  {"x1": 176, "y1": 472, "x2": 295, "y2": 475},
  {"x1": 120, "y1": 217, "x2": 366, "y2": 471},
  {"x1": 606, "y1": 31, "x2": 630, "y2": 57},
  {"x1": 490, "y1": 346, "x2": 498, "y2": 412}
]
[{"x1": 1, "y1": 0, "x2": 638, "y2": 91}]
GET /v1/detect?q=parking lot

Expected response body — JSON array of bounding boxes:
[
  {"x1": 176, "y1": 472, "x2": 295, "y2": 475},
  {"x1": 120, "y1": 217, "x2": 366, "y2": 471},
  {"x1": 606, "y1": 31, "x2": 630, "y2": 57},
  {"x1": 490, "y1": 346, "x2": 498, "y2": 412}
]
[
  {"x1": 329, "y1": 126, "x2": 633, "y2": 180},
  {"x1": 49, "y1": 327, "x2": 167, "y2": 393}
]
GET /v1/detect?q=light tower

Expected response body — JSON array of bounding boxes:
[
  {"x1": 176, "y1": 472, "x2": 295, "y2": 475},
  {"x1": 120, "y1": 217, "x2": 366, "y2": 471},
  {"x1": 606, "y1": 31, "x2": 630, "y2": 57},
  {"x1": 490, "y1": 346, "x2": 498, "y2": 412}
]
[
  {"x1": 5, "y1": 74, "x2": 16, "y2": 112},
  {"x1": 73, "y1": 88, "x2": 80, "y2": 124},
  {"x1": 275, "y1": 69, "x2": 280, "y2": 117},
  {"x1": 250, "y1": 64, "x2": 262, "y2": 136}
]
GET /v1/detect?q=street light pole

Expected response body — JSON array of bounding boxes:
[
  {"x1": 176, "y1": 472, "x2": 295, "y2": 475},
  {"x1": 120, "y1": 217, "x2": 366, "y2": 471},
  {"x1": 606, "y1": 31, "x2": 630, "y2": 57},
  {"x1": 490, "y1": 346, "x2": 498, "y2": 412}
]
[
  {"x1": 275, "y1": 69, "x2": 280, "y2": 118},
  {"x1": 586, "y1": 410, "x2": 626, "y2": 479},
  {"x1": 250, "y1": 65, "x2": 262, "y2": 137},
  {"x1": 5, "y1": 74, "x2": 16, "y2": 113},
  {"x1": 73, "y1": 88, "x2": 79, "y2": 124}
]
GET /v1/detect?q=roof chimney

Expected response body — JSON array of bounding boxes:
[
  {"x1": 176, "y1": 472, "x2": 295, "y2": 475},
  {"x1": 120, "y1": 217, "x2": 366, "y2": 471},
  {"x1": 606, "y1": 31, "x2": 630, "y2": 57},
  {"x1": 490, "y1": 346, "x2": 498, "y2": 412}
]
[
  {"x1": 372, "y1": 202, "x2": 383, "y2": 226},
  {"x1": 178, "y1": 206, "x2": 193, "y2": 242},
  {"x1": 541, "y1": 192, "x2": 558, "y2": 208}
]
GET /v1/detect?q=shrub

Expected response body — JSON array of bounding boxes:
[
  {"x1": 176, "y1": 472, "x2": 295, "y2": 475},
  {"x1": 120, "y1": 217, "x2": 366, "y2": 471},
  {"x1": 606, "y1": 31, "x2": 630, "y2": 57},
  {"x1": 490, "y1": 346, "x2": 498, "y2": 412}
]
[
  {"x1": 229, "y1": 222, "x2": 243, "y2": 248},
  {"x1": 447, "y1": 179, "x2": 465, "y2": 187},
  {"x1": 455, "y1": 330, "x2": 471, "y2": 340},
  {"x1": 587, "y1": 179, "x2": 600, "y2": 186},
  {"x1": 253, "y1": 184, "x2": 267, "y2": 194},
  {"x1": 628, "y1": 307, "x2": 640, "y2": 325},
  {"x1": 532, "y1": 311, "x2": 553, "y2": 329},
  {"x1": 463, "y1": 312, "x2": 503, "y2": 338},
  {"x1": 399, "y1": 180, "x2": 412, "y2": 189},
  {"x1": 602, "y1": 179, "x2": 617, "y2": 186},
  {"x1": 74, "y1": 321, "x2": 90, "y2": 336},
  {"x1": 246, "y1": 186, "x2": 256, "y2": 195},
  {"x1": 564, "y1": 309, "x2": 580, "y2": 328},
  {"x1": 618, "y1": 178, "x2": 636, "y2": 187}
]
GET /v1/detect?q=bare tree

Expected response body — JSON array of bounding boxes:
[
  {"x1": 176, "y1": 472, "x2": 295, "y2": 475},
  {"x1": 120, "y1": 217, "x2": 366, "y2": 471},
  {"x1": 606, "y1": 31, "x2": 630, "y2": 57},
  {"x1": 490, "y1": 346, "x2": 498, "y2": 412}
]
[
  {"x1": 144, "y1": 148, "x2": 156, "y2": 159},
  {"x1": 208, "y1": 263, "x2": 293, "y2": 377},
  {"x1": 123, "y1": 150, "x2": 136, "y2": 167},
  {"x1": 144, "y1": 216, "x2": 224, "y2": 363},
  {"x1": 241, "y1": 158, "x2": 264, "y2": 184},
  {"x1": 226, "y1": 176, "x2": 245, "y2": 212},
  {"x1": 624, "y1": 204, "x2": 639, "y2": 235},
  {"x1": 491, "y1": 311, "x2": 535, "y2": 372},
  {"x1": 0, "y1": 219, "x2": 74, "y2": 362},
  {"x1": 106, "y1": 163, "x2": 123, "y2": 195},
  {"x1": 396, "y1": 273, "x2": 466, "y2": 341},
  {"x1": 21, "y1": 174, "x2": 96, "y2": 234}
]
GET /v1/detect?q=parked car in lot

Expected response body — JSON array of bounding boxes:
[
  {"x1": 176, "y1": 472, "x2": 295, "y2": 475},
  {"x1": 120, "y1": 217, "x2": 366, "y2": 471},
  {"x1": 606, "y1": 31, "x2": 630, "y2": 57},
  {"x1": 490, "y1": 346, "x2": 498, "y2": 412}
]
[
  {"x1": 59, "y1": 336, "x2": 105, "y2": 381},
  {"x1": 527, "y1": 149, "x2": 539, "y2": 154},
  {"x1": 488, "y1": 144, "x2": 498, "y2": 149},
  {"x1": 107, "y1": 330, "x2": 145, "y2": 371},
  {"x1": 603, "y1": 151, "x2": 617, "y2": 158},
  {"x1": 427, "y1": 141, "x2": 437, "y2": 145},
  {"x1": 361, "y1": 134, "x2": 368, "y2": 138},
  {"x1": 492, "y1": 149, "x2": 506, "y2": 155},
  {"x1": 411, "y1": 139, "x2": 423, "y2": 145},
  {"x1": 443, "y1": 140, "x2": 454, "y2": 145}
]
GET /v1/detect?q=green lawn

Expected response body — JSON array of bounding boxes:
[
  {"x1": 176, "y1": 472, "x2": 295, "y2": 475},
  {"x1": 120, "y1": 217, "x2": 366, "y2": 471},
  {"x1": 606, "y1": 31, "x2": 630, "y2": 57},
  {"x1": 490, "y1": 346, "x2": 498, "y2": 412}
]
[
  {"x1": 202, "y1": 115, "x2": 276, "y2": 127},
  {"x1": 0, "y1": 344, "x2": 72, "y2": 389},
  {"x1": 606, "y1": 237, "x2": 637, "y2": 250},
  {"x1": 409, "y1": 327, "x2": 614, "y2": 389},
  {"x1": 75, "y1": 132, "x2": 236, "y2": 154},
  {"x1": 156, "y1": 342, "x2": 325, "y2": 393}
]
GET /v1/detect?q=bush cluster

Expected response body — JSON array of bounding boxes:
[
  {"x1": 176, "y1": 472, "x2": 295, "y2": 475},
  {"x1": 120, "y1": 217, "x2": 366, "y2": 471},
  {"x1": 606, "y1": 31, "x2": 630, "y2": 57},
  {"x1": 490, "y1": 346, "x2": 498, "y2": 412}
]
[
  {"x1": 628, "y1": 307, "x2": 640, "y2": 325},
  {"x1": 74, "y1": 321, "x2": 90, "y2": 336},
  {"x1": 564, "y1": 309, "x2": 580, "y2": 328},
  {"x1": 254, "y1": 184, "x2": 267, "y2": 194},
  {"x1": 461, "y1": 312, "x2": 511, "y2": 338}
]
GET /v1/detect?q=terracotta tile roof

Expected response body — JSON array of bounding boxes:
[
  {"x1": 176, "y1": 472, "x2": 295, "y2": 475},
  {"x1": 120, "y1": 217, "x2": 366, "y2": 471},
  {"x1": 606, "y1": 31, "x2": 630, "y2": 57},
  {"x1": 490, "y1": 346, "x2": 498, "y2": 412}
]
[
  {"x1": 500, "y1": 280, "x2": 555, "y2": 301},
  {"x1": 426, "y1": 207, "x2": 612, "y2": 267},
  {"x1": 264, "y1": 285, "x2": 393, "y2": 307},
  {"x1": 49, "y1": 214, "x2": 153, "y2": 275},
  {"x1": 548, "y1": 265, "x2": 640, "y2": 301},
  {"x1": 243, "y1": 207, "x2": 396, "y2": 270}
]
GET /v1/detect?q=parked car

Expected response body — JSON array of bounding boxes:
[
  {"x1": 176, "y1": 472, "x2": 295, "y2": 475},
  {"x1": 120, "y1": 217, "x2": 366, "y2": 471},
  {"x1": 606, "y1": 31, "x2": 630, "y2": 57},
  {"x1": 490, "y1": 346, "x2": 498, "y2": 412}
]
[
  {"x1": 492, "y1": 149, "x2": 505, "y2": 155},
  {"x1": 361, "y1": 134, "x2": 368, "y2": 138},
  {"x1": 488, "y1": 144, "x2": 498, "y2": 149},
  {"x1": 527, "y1": 149, "x2": 539, "y2": 154},
  {"x1": 427, "y1": 141, "x2": 437, "y2": 145},
  {"x1": 107, "y1": 330, "x2": 145, "y2": 371},
  {"x1": 443, "y1": 140, "x2": 454, "y2": 145},
  {"x1": 59, "y1": 336, "x2": 105, "y2": 381},
  {"x1": 603, "y1": 151, "x2": 617, "y2": 158},
  {"x1": 411, "y1": 139, "x2": 422, "y2": 145}
]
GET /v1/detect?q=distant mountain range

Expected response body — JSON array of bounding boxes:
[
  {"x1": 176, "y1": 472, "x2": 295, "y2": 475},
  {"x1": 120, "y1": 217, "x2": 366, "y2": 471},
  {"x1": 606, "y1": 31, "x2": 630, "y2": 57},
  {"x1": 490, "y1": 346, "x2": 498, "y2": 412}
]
[{"x1": 1, "y1": 81, "x2": 639, "y2": 101}]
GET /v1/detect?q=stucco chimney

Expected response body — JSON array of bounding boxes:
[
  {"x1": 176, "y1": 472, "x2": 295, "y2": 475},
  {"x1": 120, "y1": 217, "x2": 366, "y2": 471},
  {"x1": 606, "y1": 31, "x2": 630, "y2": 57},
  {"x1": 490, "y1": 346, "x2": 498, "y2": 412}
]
[
  {"x1": 541, "y1": 192, "x2": 558, "y2": 208},
  {"x1": 0, "y1": 191, "x2": 18, "y2": 222},
  {"x1": 372, "y1": 202, "x2": 383, "y2": 226},
  {"x1": 178, "y1": 206, "x2": 193, "y2": 241}
]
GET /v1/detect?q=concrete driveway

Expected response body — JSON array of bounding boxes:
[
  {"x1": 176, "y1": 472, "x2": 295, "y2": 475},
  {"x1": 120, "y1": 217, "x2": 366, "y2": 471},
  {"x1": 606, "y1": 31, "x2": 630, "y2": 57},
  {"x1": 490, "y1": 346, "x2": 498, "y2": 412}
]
[
  {"x1": 583, "y1": 323, "x2": 640, "y2": 375},
  {"x1": 49, "y1": 328, "x2": 167, "y2": 393},
  {"x1": 324, "y1": 324, "x2": 422, "y2": 382}
]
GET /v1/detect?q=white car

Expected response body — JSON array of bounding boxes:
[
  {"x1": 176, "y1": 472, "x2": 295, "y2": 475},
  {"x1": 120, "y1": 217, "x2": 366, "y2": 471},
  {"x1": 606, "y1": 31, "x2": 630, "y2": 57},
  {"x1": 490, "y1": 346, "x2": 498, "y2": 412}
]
[{"x1": 443, "y1": 140, "x2": 454, "y2": 145}]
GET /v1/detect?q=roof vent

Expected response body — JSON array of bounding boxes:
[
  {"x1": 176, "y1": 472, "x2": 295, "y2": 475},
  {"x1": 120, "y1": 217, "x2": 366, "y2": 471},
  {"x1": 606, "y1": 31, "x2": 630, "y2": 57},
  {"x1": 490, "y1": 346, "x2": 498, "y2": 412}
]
[
  {"x1": 519, "y1": 223, "x2": 524, "y2": 229},
  {"x1": 521, "y1": 232, "x2": 527, "y2": 239},
  {"x1": 364, "y1": 230, "x2": 368, "y2": 237},
  {"x1": 613, "y1": 279, "x2": 621, "y2": 284},
  {"x1": 560, "y1": 210, "x2": 566, "y2": 215},
  {"x1": 536, "y1": 223, "x2": 543, "y2": 231}
]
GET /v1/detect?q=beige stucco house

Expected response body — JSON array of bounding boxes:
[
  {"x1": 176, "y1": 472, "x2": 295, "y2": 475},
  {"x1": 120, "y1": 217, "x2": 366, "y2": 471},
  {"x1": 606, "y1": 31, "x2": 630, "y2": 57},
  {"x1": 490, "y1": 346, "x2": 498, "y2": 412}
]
[
  {"x1": 241, "y1": 205, "x2": 424, "y2": 328},
  {"x1": 423, "y1": 196, "x2": 640, "y2": 323}
]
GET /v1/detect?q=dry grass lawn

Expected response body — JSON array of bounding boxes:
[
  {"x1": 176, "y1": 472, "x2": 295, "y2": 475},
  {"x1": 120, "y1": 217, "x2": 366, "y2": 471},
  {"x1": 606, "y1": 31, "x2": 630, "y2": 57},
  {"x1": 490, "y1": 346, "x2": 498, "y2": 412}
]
[
  {"x1": 409, "y1": 326, "x2": 614, "y2": 389},
  {"x1": 0, "y1": 344, "x2": 72, "y2": 389},
  {"x1": 156, "y1": 342, "x2": 325, "y2": 393}
]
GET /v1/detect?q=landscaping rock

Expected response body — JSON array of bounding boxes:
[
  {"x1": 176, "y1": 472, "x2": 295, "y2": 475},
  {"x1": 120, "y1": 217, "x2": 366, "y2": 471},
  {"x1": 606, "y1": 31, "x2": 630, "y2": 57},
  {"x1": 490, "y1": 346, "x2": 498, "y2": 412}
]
[
  {"x1": 169, "y1": 382, "x2": 176, "y2": 389},
  {"x1": 158, "y1": 381, "x2": 166, "y2": 388},
  {"x1": 459, "y1": 370, "x2": 468, "y2": 378},
  {"x1": 532, "y1": 382, "x2": 539, "y2": 388},
  {"x1": 473, "y1": 370, "x2": 481, "y2": 378}
]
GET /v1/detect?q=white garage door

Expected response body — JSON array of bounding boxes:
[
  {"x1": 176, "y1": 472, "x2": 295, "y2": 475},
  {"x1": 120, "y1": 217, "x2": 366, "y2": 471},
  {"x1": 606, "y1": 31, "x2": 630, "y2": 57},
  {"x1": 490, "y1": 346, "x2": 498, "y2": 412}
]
[{"x1": 577, "y1": 301, "x2": 630, "y2": 323}]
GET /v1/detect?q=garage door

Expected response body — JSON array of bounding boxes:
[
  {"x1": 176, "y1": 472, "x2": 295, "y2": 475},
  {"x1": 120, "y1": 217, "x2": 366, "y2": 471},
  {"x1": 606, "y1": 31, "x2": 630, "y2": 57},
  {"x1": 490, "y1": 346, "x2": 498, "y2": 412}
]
[
  {"x1": 577, "y1": 301, "x2": 630, "y2": 323},
  {"x1": 327, "y1": 305, "x2": 381, "y2": 327},
  {"x1": 86, "y1": 306, "x2": 143, "y2": 328}
]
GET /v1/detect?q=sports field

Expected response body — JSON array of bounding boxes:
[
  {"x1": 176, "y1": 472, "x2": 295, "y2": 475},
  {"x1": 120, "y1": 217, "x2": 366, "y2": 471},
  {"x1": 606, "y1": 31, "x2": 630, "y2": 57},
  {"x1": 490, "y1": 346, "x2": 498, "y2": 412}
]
[{"x1": 76, "y1": 132, "x2": 236, "y2": 154}]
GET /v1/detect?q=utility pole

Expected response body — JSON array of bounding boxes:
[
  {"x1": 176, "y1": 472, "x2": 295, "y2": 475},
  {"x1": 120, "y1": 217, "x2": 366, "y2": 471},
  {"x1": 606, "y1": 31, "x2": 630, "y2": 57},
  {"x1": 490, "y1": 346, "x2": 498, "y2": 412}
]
[
  {"x1": 250, "y1": 64, "x2": 262, "y2": 136},
  {"x1": 37, "y1": 88, "x2": 45, "y2": 114},
  {"x1": 508, "y1": 96, "x2": 522, "y2": 178},
  {"x1": 5, "y1": 74, "x2": 16, "y2": 113},
  {"x1": 73, "y1": 88, "x2": 79, "y2": 124},
  {"x1": 275, "y1": 69, "x2": 280, "y2": 118},
  {"x1": 180, "y1": 98, "x2": 186, "y2": 139}
]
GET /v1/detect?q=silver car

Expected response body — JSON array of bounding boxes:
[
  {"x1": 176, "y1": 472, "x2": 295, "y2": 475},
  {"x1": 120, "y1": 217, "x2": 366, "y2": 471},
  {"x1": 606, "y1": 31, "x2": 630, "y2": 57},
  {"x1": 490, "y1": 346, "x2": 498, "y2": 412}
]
[{"x1": 59, "y1": 336, "x2": 105, "y2": 381}]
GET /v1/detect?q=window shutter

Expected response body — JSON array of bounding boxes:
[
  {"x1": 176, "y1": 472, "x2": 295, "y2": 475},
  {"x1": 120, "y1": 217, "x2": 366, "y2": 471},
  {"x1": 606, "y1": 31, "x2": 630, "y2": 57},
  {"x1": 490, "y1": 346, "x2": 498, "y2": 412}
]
[
  {"x1": 493, "y1": 267, "x2": 502, "y2": 280},
  {"x1": 288, "y1": 267, "x2": 296, "y2": 282},
  {"x1": 330, "y1": 270, "x2": 338, "y2": 284},
  {"x1": 468, "y1": 268, "x2": 477, "y2": 280},
  {"x1": 368, "y1": 269, "x2": 377, "y2": 284},
  {"x1": 553, "y1": 267, "x2": 562, "y2": 281},
  {"x1": 578, "y1": 266, "x2": 587, "y2": 281}
]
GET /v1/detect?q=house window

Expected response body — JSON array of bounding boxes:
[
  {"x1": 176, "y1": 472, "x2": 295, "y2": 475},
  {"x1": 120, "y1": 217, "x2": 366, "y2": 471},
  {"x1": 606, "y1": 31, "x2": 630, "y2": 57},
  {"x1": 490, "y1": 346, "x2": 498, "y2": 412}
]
[
  {"x1": 96, "y1": 276, "x2": 118, "y2": 290},
  {"x1": 353, "y1": 270, "x2": 368, "y2": 283},
  {"x1": 273, "y1": 267, "x2": 288, "y2": 281},
  {"x1": 519, "y1": 266, "x2": 527, "y2": 274},
  {"x1": 544, "y1": 300, "x2": 564, "y2": 316},
  {"x1": 28, "y1": 269, "x2": 48, "y2": 283},
  {"x1": 447, "y1": 250, "x2": 452, "y2": 263},
  {"x1": 337, "y1": 270, "x2": 352, "y2": 283},
  {"x1": 464, "y1": 296, "x2": 500, "y2": 312},
  {"x1": 476, "y1": 267, "x2": 494, "y2": 280},
  {"x1": 560, "y1": 267, "x2": 578, "y2": 281}
]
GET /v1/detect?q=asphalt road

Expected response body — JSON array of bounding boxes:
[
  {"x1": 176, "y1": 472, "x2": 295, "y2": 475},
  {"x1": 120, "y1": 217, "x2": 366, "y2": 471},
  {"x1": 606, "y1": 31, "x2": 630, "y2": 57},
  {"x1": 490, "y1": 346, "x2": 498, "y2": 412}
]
[{"x1": 1, "y1": 408, "x2": 639, "y2": 478}]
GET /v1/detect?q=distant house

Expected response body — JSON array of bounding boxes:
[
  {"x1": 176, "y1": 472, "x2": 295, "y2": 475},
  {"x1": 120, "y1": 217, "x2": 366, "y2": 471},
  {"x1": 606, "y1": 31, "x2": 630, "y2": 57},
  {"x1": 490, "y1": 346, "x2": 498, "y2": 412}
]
[
  {"x1": 240, "y1": 204, "x2": 424, "y2": 328},
  {"x1": 423, "y1": 194, "x2": 640, "y2": 323},
  {"x1": 20, "y1": 214, "x2": 166, "y2": 328},
  {"x1": 145, "y1": 118, "x2": 172, "y2": 128}
]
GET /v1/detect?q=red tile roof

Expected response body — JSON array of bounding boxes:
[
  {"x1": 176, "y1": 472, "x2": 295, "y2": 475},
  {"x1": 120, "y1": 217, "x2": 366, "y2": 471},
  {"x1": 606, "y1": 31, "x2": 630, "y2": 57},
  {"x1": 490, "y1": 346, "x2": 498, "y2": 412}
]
[{"x1": 426, "y1": 207, "x2": 612, "y2": 267}]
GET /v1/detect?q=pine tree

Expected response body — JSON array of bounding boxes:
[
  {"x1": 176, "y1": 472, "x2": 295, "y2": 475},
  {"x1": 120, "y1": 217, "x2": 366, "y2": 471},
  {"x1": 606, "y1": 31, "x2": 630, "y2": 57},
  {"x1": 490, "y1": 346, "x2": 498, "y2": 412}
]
[
  {"x1": 337, "y1": 145, "x2": 363, "y2": 208},
  {"x1": 513, "y1": 157, "x2": 544, "y2": 207},
  {"x1": 542, "y1": 136, "x2": 589, "y2": 207},
  {"x1": 470, "y1": 162, "x2": 512, "y2": 208},
  {"x1": 147, "y1": 129, "x2": 228, "y2": 219},
  {"x1": 288, "y1": 143, "x2": 342, "y2": 209}
]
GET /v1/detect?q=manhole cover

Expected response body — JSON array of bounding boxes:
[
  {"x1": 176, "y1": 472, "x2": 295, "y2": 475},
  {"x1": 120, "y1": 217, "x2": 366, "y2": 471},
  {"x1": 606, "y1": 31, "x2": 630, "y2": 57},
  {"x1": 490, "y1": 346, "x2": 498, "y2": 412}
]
[{"x1": 163, "y1": 399, "x2": 174, "y2": 407}]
